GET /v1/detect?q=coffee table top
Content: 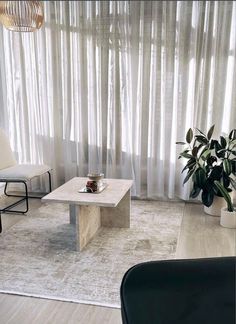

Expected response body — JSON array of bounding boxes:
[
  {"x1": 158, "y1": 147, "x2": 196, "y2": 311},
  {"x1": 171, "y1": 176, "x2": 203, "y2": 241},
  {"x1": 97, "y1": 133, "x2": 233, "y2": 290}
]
[{"x1": 42, "y1": 177, "x2": 133, "y2": 207}]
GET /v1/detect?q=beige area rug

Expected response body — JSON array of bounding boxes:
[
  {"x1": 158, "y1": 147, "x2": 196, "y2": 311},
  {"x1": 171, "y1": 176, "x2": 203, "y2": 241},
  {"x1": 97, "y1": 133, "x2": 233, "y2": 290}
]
[{"x1": 0, "y1": 200, "x2": 184, "y2": 308}]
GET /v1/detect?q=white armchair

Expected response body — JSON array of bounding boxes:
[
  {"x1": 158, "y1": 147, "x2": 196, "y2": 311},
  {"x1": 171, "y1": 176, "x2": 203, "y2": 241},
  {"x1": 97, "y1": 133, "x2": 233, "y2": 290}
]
[{"x1": 0, "y1": 129, "x2": 52, "y2": 232}]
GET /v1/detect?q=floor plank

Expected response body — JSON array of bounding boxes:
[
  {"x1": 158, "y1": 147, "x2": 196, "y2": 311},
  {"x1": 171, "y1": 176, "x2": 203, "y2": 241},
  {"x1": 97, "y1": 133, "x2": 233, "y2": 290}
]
[
  {"x1": 175, "y1": 203, "x2": 236, "y2": 258},
  {"x1": 0, "y1": 294, "x2": 121, "y2": 324}
]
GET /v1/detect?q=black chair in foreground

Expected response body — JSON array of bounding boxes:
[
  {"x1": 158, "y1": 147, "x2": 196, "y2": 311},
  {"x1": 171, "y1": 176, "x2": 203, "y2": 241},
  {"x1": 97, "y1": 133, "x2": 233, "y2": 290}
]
[{"x1": 120, "y1": 257, "x2": 236, "y2": 324}]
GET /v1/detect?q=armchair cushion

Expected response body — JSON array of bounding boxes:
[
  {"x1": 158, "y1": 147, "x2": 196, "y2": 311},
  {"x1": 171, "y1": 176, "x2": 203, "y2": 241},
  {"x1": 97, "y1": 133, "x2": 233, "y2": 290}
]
[
  {"x1": 0, "y1": 129, "x2": 16, "y2": 170},
  {"x1": 0, "y1": 164, "x2": 51, "y2": 181}
]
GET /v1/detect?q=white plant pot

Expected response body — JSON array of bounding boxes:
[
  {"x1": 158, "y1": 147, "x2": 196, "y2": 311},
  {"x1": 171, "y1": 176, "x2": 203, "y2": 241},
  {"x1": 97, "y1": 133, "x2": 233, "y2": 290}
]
[
  {"x1": 204, "y1": 195, "x2": 231, "y2": 217},
  {"x1": 220, "y1": 207, "x2": 236, "y2": 229}
]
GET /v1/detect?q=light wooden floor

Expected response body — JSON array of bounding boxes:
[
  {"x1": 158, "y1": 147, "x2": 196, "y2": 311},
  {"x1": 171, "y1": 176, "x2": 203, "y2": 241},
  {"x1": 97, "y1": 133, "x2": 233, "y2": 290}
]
[{"x1": 0, "y1": 201, "x2": 235, "y2": 324}]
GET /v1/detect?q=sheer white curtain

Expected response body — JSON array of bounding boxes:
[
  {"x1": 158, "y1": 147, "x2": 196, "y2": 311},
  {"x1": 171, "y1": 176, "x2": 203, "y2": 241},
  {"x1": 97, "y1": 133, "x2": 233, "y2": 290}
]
[{"x1": 0, "y1": 1, "x2": 235, "y2": 199}]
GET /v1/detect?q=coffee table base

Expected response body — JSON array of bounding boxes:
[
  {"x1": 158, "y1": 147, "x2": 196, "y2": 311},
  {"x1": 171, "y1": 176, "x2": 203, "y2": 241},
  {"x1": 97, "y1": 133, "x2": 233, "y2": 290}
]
[{"x1": 69, "y1": 189, "x2": 131, "y2": 251}]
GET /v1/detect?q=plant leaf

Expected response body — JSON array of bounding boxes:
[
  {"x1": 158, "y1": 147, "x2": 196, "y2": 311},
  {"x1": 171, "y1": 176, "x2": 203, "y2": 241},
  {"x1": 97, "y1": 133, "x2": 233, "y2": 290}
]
[
  {"x1": 180, "y1": 152, "x2": 193, "y2": 159},
  {"x1": 200, "y1": 149, "x2": 211, "y2": 161},
  {"x1": 229, "y1": 177, "x2": 236, "y2": 190},
  {"x1": 232, "y1": 161, "x2": 236, "y2": 173},
  {"x1": 209, "y1": 139, "x2": 216, "y2": 149},
  {"x1": 206, "y1": 155, "x2": 217, "y2": 166},
  {"x1": 229, "y1": 129, "x2": 236, "y2": 140},
  {"x1": 207, "y1": 125, "x2": 215, "y2": 140},
  {"x1": 209, "y1": 165, "x2": 222, "y2": 180},
  {"x1": 181, "y1": 159, "x2": 196, "y2": 173},
  {"x1": 223, "y1": 159, "x2": 232, "y2": 175},
  {"x1": 196, "y1": 128, "x2": 206, "y2": 137},
  {"x1": 201, "y1": 189, "x2": 214, "y2": 207},
  {"x1": 186, "y1": 128, "x2": 193, "y2": 144},
  {"x1": 195, "y1": 135, "x2": 208, "y2": 145},
  {"x1": 190, "y1": 186, "x2": 201, "y2": 198},
  {"x1": 222, "y1": 172, "x2": 230, "y2": 188},
  {"x1": 192, "y1": 146, "x2": 199, "y2": 157},
  {"x1": 183, "y1": 168, "x2": 195, "y2": 185},
  {"x1": 176, "y1": 141, "x2": 186, "y2": 145},
  {"x1": 229, "y1": 139, "x2": 236, "y2": 148},
  {"x1": 193, "y1": 168, "x2": 206, "y2": 189},
  {"x1": 214, "y1": 180, "x2": 234, "y2": 211},
  {"x1": 215, "y1": 142, "x2": 225, "y2": 158},
  {"x1": 220, "y1": 136, "x2": 227, "y2": 148}
]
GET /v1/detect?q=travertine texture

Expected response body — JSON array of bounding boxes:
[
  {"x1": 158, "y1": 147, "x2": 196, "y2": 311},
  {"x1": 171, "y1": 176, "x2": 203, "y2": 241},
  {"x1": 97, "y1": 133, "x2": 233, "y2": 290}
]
[
  {"x1": 69, "y1": 205, "x2": 76, "y2": 224},
  {"x1": 43, "y1": 178, "x2": 133, "y2": 250},
  {"x1": 101, "y1": 190, "x2": 130, "y2": 228},
  {"x1": 42, "y1": 178, "x2": 133, "y2": 207},
  {"x1": 76, "y1": 205, "x2": 101, "y2": 251}
]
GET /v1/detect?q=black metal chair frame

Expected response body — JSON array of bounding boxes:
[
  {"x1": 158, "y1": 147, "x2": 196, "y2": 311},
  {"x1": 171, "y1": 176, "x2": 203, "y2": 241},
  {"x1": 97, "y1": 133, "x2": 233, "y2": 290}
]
[{"x1": 0, "y1": 171, "x2": 52, "y2": 233}]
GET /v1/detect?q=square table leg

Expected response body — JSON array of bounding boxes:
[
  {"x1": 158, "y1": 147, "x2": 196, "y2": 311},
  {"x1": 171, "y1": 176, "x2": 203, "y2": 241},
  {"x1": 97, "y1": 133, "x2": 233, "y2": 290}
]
[
  {"x1": 101, "y1": 189, "x2": 130, "y2": 228},
  {"x1": 69, "y1": 204, "x2": 101, "y2": 251},
  {"x1": 69, "y1": 205, "x2": 76, "y2": 225}
]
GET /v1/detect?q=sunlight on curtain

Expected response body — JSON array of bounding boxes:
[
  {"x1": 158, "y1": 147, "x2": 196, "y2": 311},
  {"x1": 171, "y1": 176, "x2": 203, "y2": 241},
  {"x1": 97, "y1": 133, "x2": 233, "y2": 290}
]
[
  {"x1": 0, "y1": 1, "x2": 235, "y2": 199},
  {"x1": 222, "y1": 2, "x2": 236, "y2": 133}
]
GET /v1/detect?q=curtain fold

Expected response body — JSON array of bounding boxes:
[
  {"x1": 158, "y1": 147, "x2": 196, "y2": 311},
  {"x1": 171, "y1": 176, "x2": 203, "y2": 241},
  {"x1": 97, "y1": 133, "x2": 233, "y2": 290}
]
[{"x1": 0, "y1": 1, "x2": 235, "y2": 199}]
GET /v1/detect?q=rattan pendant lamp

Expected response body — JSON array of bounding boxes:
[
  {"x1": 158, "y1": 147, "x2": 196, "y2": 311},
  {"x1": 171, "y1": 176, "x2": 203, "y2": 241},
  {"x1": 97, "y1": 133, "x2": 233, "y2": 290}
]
[{"x1": 0, "y1": 1, "x2": 44, "y2": 32}]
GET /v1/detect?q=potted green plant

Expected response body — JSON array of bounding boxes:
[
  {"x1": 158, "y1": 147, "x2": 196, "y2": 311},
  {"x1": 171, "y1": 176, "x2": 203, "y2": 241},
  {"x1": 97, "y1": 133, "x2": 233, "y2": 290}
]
[
  {"x1": 177, "y1": 126, "x2": 236, "y2": 216},
  {"x1": 214, "y1": 180, "x2": 236, "y2": 228}
]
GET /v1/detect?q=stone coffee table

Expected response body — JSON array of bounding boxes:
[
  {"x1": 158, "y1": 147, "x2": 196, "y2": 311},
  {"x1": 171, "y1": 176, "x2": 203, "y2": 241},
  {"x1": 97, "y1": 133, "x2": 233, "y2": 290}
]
[{"x1": 42, "y1": 177, "x2": 133, "y2": 251}]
